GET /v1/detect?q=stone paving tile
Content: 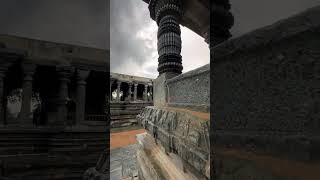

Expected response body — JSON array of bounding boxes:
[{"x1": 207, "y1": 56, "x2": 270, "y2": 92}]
[{"x1": 110, "y1": 144, "x2": 138, "y2": 180}]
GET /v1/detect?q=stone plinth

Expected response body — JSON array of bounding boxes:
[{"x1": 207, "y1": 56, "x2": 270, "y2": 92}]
[
  {"x1": 0, "y1": 126, "x2": 107, "y2": 179},
  {"x1": 136, "y1": 106, "x2": 210, "y2": 179}
]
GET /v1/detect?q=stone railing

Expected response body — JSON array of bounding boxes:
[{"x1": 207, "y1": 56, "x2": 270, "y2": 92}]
[
  {"x1": 166, "y1": 64, "x2": 210, "y2": 112},
  {"x1": 137, "y1": 106, "x2": 210, "y2": 179},
  {"x1": 85, "y1": 114, "x2": 108, "y2": 121}
]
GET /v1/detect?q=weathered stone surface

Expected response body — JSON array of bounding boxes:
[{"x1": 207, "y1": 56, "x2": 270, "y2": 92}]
[
  {"x1": 137, "y1": 106, "x2": 209, "y2": 178},
  {"x1": 212, "y1": 5, "x2": 320, "y2": 161},
  {"x1": 211, "y1": 5, "x2": 320, "y2": 180},
  {"x1": 167, "y1": 64, "x2": 210, "y2": 112}
]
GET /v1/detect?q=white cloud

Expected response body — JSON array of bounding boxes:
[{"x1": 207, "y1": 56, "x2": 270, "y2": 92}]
[{"x1": 110, "y1": 0, "x2": 210, "y2": 79}]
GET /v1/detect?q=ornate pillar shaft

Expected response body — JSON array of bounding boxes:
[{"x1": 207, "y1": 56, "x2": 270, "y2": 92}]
[
  {"x1": 0, "y1": 71, "x2": 5, "y2": 126},
  {"x1": 144, "y1": 84, "x2": 148, "y2": 101},
  {"x1": 129, "y1": 83, "x2": 133, "y2": 102},
  {"x1": 116, "y1": 81, "x2": 121, "y2": 102},
  {"x1": 75, "y1": 69, "x2": 90, "y2": 125},
  {"x1": 149, "y1": 0, "x2": 183, "y2": 75},
  {"x1": 19, "y1": 64, "x2": 36, "y2": 127},
  {"x1": 150, "y1": 86, "x2": 153, "y2": 102},
  {"x1": 134, "y1": 83, "x2": 138, "y2": 101},
  {"x1": 210, "y1": 0, "x2": 234, "y2": 47},
  {"x1": 110, "y1": 80, "x2": 114, "y2": 101},
  {"x1": 56, "y1": 67, "x2": 70, "y2": 126}
]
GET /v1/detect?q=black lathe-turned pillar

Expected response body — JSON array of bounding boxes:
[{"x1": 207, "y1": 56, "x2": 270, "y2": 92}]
[
  {"x1": 133, "y1": 83, "x2": 138, "y2": 101},
  {"x1": 55, "y1": 67, "x2": 71, "y2": 126},
  {"x1": 75, "y1": 69, "x2": 90, "y2": 125},
  {"x1": 149, "y1": 0, "x2": 183, "y2": 76},
  {"x1": 210, "y1": 0, "x2": 234, "y2": 179},
  {"x1": 19, "y1": 63, "x2": 36, "y2": 127},
  {"x1": 0, "y1": 68, "x2": 6, "y2": 126},
  {"x1": 128, "y1": 83, "x2": 133, "y2": 102},
  {"x1": 116, "y1": 81, "x2": 121, "y2": 102}
]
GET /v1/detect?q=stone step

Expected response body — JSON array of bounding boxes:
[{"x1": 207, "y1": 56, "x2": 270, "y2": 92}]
[{"x1": 111, "y1": 114, "x2": 137, "y2": 120}]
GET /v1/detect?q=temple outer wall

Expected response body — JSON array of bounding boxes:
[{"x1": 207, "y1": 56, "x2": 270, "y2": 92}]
[{"x1": 211, "y1": 6, "x2": 320, "y2": 179}]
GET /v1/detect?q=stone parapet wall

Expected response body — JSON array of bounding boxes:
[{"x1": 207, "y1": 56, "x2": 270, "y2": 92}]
[
  {"x1": 137, "y1": 106, "x2": 210, "y2": 179},
  {"x1": 211, "y1": 5, "x2": 320, "y2": 180},
  {"x1": 166, "y1": 64, "x2": 210, "y2": 112}
]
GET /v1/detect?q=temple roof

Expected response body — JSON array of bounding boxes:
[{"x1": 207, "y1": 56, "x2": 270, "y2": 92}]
[
  {"x1": 0, "y1": 34, "x2": 108, "y2": 71},
  {"x1": 111, "y1": 72, "x2": 153, "y2": 84}
]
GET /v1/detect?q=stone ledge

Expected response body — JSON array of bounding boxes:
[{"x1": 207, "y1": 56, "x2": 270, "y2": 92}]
[
  {"x1": 213, "y1": 131, "x2": 320, "y2": 162},
  {"x1": 213, "y1": 5, "x2": 320, "y2": 60},
  {"x1": 166, "y1": 64, "x2": 210, "y2": 112},
  {"x1": 213, "y1": 146, "x2": 320, "y2": 180},
  {"x1": 166, "y1": 64, "x2": 209, "y2": 84}
]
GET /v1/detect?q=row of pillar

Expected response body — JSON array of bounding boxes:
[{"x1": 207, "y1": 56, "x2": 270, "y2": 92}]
[
  {"x1": 111, "y1": 80, "x2": 153, "y2": 102},
  {"x1": 0, "y1": 63, "x2": 91, "y2": 127}
]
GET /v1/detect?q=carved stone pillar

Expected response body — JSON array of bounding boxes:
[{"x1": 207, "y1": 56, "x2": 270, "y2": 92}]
[
  {"x1": 110, "y1": 79, "x2": 114, "y2": 101},
  {"x1": 0, "y1": 69, "x2": 5, "y2": 126},
  {"x1": 134, "y1": 83, "x2": 138, "y2": 101},
  {"x1": 55, "y1": 67, "x2": 70, "y2": 126},
  {"x1": 128, "y1": 83, "x2": 133, "y2": 102},
  {"x1": 144, "y1": 84, "x2": 148, "y2": 102},
  {"x1": 75, "y1": 69, "x2": 90, "y2": 125},
  {"x1": 116, "y1": 81, "x2": 121, "y2": 102},
  {"x1": 210, "y1": 0, "x2": 234, "y2": 47},
  {"x1": 149, "y1": 0, "x2": 183, "y2": 75},
  {"x1": 19, "y1": 63, "x2": 36, "y2": 127},
  {"x1": 150, "y1": 86, "x2": 153, "y2": 102}
]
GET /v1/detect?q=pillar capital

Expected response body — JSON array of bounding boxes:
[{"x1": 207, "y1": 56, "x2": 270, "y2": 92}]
[
  {"x1": 210, "y1": 0, "x2": 234, "y2": 46},
  {"x1": 21, "y1": 63, "x2": 36, "y2": 81},
  {"x1": 76, "y1": 69, "x2": 90, "y2": 85},
  {"x1": 149, "y1": 0, "x2": 183, "y2": 24}
]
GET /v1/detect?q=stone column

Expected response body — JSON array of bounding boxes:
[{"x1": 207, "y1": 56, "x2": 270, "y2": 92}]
[
  {"x1": 210, "y1": 1, "x2": 234, "y2": 179},
  {"x1": 19, "y1": 63, "x2": 36, "y2": 127},
  {"x1": 149, "y1": 0, "x2": 183, "y2": 76},
  {"x1": 75, "y1": 69, "x2": 90, "y2": 125},
  {"x1": 128, "y1": 83, "x2": 133, "y2": 102},
  {"x1": 210, "y1": 0, "x2": 234, "y2": 46},
  {"x1": 0, "y1": 69, "x2": 5, "y2": 126},
  {"x1": 144, "y1": 84, "x2": 148, "y2": 102},
  {"x1": 116, "y1": 81, "x2": 121, "y2": 102},
  {"x1": 56, "y1": 67, "x2": 70, "y2": 126},
  {"x1": 150, "y1": 86, "x2": 153, "y2": 102},
  {"x1": 133, "y1": 83, "x2": 138, "y2": 101},
  {"x1": 110, "y1": 79, "x2": 114, "y2": 101}
]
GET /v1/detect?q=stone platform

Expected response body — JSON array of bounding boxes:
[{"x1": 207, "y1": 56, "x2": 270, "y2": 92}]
[
  {"x1": 136, "y1": 106, "x2": 210, "y2": 179},
  {"x1": 0, "y1": 126, "x2": 107, "y2": 179}
]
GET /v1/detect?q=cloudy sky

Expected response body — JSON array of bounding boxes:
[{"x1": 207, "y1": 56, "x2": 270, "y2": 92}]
[
  {"x1": 230, "y1": 0, "x2": 319, "y2": 37},
  {"x1": 0, "y1": 0, "x2": 109, "y2": 50},
  {"x1": 110, "y1": 0, "x2": 210, "y2": 79}
]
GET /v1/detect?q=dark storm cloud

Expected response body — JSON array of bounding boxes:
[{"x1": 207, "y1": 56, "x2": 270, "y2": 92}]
[
  {"x1": 110, "y1": 0, "x2": 158, "y2": 75},
  {"x1": 0, "y1": 0, "x2": 109, "y2": 49},
  {"x1": 230, "y1": 0, "x2": 319, "y2": 37}
]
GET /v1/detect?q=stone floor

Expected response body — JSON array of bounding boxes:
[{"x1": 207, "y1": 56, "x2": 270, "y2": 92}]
[{"x1": 110, "y1": 144, "x2": 139, "y2": 180}]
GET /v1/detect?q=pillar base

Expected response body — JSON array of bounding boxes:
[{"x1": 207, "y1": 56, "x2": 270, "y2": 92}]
[{"x1": 153, "y1": 72, "x2": 179, "y2": 107}]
